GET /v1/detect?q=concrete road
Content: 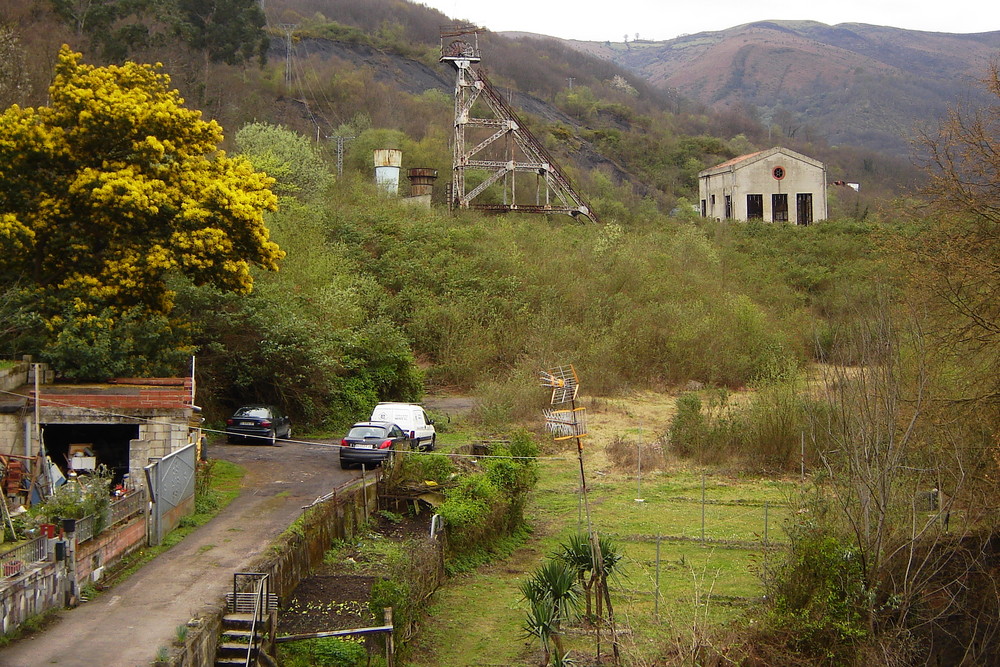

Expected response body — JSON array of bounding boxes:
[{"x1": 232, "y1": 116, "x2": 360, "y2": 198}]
[{"x1": 0, "y1": 436, "x2": 355, "y2": 667}]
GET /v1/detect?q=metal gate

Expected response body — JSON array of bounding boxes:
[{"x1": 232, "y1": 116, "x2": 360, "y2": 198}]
[{"x1": 144, "y1": 443, "x2": 196, "y2": 545}]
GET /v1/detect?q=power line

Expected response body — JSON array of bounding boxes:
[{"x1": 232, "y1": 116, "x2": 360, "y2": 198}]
[{"x1": 0, "y1": 388, "x2": 567, "y2": 462}]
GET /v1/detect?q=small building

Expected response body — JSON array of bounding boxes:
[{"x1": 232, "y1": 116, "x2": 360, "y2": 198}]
[
  {"x1": 0, "y1": 360, "x2": 200, "y2": 493},
  {"x1": 698, "y1": 147, "x2": 827, "y2": 224}
]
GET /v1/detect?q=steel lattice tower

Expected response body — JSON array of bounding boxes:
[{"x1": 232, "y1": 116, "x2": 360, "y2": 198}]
[{"x1": 439, "y1": 26, "x2": 597, "y2": 222}]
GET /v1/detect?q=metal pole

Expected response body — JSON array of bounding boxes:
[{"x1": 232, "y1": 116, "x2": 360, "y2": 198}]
[
  {"x1": 764, "y1": 502, "x2": 769, "y2": 548},
  {"x1": 654, "y1": 536, "x2": 661, "y2": 620},
  {"x1": 635, "y1": 423, "x2": 643, "y2": 502},
  {"x1": 361, "y1": 465, "x2": 368, "y2": 524},
  {"x1": 33, "y1": 364, "x2": 51, "y2": 499},
  {"x1": 701, "y1": 473, "x2": 706, "y2": 543}
]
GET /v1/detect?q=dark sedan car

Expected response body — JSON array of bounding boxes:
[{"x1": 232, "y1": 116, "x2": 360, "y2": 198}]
[
  {"x1": 339, "y1": 421, "x2": 409, "y2": 469},
  {"x1": 225, "y1": 405, "x2": 292, "y2": 445}
]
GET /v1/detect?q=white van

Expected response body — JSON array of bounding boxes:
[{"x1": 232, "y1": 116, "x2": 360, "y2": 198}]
[{"x1": 369, "y1": 402, "x2": 436, "y2": 451}]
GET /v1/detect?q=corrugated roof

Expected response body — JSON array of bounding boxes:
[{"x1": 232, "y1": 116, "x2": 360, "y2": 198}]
[
  {"x1": 698, "y1": 146, "x2": 825, "y2": 177},
  {"x1": 710, "y1": 150, "x2": 765, "y2": 170}
]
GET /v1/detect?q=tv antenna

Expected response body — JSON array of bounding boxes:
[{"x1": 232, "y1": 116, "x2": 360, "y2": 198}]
[{"x1": 539, "y1": 364, "x2": 619, "y2": 661}]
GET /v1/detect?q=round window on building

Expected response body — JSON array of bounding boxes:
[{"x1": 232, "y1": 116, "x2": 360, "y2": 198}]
[{"x1": 772, "y1": 166, "x2": 785, "y2": 180}]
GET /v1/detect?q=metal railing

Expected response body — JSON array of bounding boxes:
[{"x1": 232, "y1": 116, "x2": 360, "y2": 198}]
[
  {"x1": 0, "y1": 535, "x2": 47, "y2": 577},
  {"x1": 64, "y1": 489, "x2": 147, "y2": 546},
  {"x1": 109, "y1": 489, "x2": 146, "y2": 526},
  {"x1": 244, "y1": 574, "x2": 271, "y2": 667},
  {"x1": 2, "y1": 489, "x2": 149, "y2": 580},
  {"x1": 75, "y1": 514, "x2": 96, "y2": 543}
]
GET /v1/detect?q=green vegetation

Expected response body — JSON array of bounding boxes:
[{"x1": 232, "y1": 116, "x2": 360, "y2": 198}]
[
  {"x1": 409, "y1": 439, "x2": 798, "y2": 666},
  {"x1": 19, "y1": 467, "x2": 113, "y2": 537},
  {"x1": 2, "y1": 4, "x2": 999, "y2": 664},
  {"x1": 280, "y1": 637, "x2": 368, "y2": 667},
  {"x1": 433, "y1": 435, "x2": 539, "y2": 573}
]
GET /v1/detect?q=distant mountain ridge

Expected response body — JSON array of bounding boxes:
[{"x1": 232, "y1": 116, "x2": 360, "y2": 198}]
[{"x1": 510, "y1": 21, "x2": 1000, "y2": 156}]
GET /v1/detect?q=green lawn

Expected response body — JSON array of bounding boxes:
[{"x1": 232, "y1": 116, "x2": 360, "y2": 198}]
[{"x1": 407, "y1": 445, "x2": 801, "y2": 665}]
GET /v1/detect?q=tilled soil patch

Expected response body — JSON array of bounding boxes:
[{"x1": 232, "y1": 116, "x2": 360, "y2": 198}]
[
  {"x1": 278, "y1": 570, "x2": 376, "y2": 635},
  {"x1": 277, "y1": 512, "x2": 433, "y2": 637}
]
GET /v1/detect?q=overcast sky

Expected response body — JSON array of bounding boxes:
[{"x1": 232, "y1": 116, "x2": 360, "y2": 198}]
[{"x1": 417, "y1": 0, "x2": 997, "y2": 42}]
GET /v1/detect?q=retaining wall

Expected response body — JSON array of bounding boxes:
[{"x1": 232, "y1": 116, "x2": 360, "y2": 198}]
[
  {"x1": 0, "y1": 512, "x2": 148, "y2": 636},
  {"x1": 76, "y1": 515, "x2": 147, "y2": 583},
  {"x1": 164, "y1": 477, "x2": 378, "y2": 667}
]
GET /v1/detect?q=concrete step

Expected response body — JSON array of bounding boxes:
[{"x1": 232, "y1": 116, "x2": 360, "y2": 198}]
[
  {"x1": 217, "y1": 641, "x2": 256, "y2": 654},
  {"x1": 215, "y1": 659, "x2": 252, "y2": 667}
]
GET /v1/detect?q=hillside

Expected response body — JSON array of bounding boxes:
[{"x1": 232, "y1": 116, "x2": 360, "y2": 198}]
[
  {"x1": 1, "y1": 0, "x2": 929, "y2": 207},
  {"x1": 530, "y1": 21, "x2": 1000, "y2": 156}
]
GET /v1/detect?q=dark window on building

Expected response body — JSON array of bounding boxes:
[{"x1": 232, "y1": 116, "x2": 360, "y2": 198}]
[
  {"x1": 772, "y1": 194, "x2": 788, "y2": 222},
  {"x1": 701, "y1": 199, "x2": 706, "y2": 217},
  {"x1": 725, "y1": 195, "x2": 732, "y2": 219},
  {"x1": 796, "y1": 193, "x2": 813, "y2": 225},
  {"x1": 747, "y1": 194, "x2": 763, "y2": 219}
]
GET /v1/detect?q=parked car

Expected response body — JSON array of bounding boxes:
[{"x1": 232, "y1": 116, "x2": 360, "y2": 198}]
[
  {"x1": 368, "y1": 402, "x2": 436, "y2": 451},
  {"x1": 225, "y1": 405, "x2": 291, "y2": 445},
  {"x1": 339, "y1": 421, "x2": 409, "y2": 469}
]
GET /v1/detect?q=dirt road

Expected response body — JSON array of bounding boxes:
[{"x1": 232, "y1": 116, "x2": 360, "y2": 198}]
[{"x1": 0, "y1": 436, "x2": 356, "y2": 667}]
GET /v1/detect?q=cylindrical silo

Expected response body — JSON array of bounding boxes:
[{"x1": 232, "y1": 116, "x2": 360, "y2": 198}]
[
  {"x1": 407, "y1": 168, "x2": 438, "y2": 196},
  {"x1": 374, "y1": 149, "x2": 402, "y2": 195}
]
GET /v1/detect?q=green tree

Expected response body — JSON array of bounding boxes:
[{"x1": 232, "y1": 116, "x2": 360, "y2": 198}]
[
  {"x1": 235, "y1": 122, "x2": 333, "y2": 200},
  {"x1": 0, "y1": 47, "x2": 282, "y2": 376},
  {"x1": 48, "y1": 0, "x2": 154, "y2": 61},
  {"x1": 174, "y1": 0, "x2": 267, "y2": 67}
]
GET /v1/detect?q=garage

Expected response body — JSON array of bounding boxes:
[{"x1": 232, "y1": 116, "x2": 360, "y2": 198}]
[{"x1": 42, "y1": 423, "x2": 138, "y2": 484}]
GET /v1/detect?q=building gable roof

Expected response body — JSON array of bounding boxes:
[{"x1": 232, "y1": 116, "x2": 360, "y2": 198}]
[{"x1": 698, "y1": 146, "x2": 824, "y2": 177}]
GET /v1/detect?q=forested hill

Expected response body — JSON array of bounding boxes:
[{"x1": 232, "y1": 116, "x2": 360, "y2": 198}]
[
  {"x1": 1, "y1": 0, "x2": 926, "y2": 210},
  {"x1": 526, "y1": 21, "x2": 1000, "y2": 158}
]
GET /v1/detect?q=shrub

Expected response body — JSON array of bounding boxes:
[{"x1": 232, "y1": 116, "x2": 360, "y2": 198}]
[
  {"x1": 29, "y1": 467, "x2": 113, "y2": 534},
  {"x1": 605, "y1": 435, "x2": 667, "y2": 472},
  {"x1": 668, "y1": 392, "x2": 707, "y2": 459},
  {"x1": 280, "y1": 637, "x2": 367, "y2": 667},
  {"x1": 407, "y1": 453, "x2": 456, "y2": 484},
  {"x1": 756, "y1": 512, "x2": 870, "y2": 661}
]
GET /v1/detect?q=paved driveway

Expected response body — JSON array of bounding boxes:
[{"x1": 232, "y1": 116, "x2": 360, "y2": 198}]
[{"x1": 0, "y1": 437, "x2": 355, "y2": 667}]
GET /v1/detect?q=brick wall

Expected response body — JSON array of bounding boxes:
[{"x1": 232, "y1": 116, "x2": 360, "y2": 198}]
[
  {"x1": 76, "y1": 516, "x2": 147, "y2": 583},
  {"x1": 32, "y1": 377, "x2": 193, "y2": 412}
]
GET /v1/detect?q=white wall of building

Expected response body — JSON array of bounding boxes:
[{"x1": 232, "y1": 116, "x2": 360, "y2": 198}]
[{"x1": 699, "y1": 147, "x2": 828, "y2": 224}]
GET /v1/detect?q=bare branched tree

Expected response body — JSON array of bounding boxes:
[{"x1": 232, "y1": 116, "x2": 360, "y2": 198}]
[{"x1": 810, "y1": 290, "x2": 1000, "y2": 662}]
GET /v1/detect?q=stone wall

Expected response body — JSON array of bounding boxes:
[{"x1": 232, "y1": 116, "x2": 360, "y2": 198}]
[{"x1": 0, "y1": 558, "x2": 65, "y2": 635}]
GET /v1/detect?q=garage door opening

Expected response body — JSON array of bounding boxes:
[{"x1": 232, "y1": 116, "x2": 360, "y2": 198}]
[{"x1": 42, "y1": 424, "x2": 138, "y2": 484}]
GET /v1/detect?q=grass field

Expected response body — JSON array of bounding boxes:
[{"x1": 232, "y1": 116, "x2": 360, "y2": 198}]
[{"x1": 407, "y1": 392, "x2": 802, "y2": 666}]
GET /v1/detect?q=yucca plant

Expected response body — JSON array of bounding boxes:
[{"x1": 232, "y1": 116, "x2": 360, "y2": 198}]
[
  {"x1": 555, "y1": 533, "x2": 623, "y2": 620},
  {"x1": 521, "y1": 560, "x2": 581, "y2": 665}
]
